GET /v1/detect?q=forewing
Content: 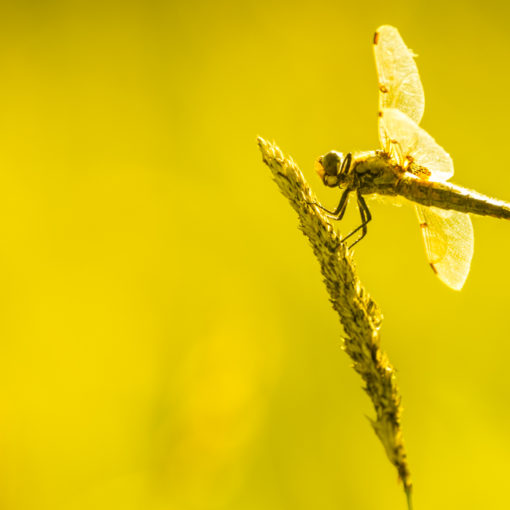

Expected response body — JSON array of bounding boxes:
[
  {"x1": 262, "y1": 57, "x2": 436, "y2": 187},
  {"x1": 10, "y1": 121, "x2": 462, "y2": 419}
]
[
  {"x1": 379, "y1": 108, "x2": 454, "y2": 182},
  {"x1": 373, "y1": 25, "x2": 425, "y2": 125},
  {"x1": 416, "y1": 205, "x2": 474, "y2": 291}
]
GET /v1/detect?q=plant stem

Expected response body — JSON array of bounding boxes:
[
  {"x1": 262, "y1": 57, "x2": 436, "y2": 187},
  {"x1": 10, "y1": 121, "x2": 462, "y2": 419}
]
[{"x1": 258, "y1": 137, "x2": 412, "y2": 508}]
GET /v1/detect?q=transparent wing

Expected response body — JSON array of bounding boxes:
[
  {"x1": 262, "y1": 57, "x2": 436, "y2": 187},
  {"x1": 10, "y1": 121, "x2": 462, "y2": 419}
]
[
  {"x1": 379, "y1": 107, "x2": 454, "y2": 182},
  {"x1": 373, "y1": 25, "x2": 425, "y2": 126},
  {"x1": 416, "y1": 205, "x2": 474, "y2": 291}
]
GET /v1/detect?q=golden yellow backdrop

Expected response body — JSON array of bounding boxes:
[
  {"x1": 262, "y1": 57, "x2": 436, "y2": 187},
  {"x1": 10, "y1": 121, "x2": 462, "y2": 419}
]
[{"x1": 0, "y1": 1, "x2": 509, "y2": 509}]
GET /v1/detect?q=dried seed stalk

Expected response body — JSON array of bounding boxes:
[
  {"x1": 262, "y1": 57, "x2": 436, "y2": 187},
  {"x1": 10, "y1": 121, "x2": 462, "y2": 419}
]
[{"x1": 258, "y1": 137, "x2": 412, "y2": 508}]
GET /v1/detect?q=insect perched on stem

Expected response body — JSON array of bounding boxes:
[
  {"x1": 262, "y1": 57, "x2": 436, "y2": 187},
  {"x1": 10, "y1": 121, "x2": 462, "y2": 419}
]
[{"x1": 315, "y1": 25, "x2": 510, "y2": 290}]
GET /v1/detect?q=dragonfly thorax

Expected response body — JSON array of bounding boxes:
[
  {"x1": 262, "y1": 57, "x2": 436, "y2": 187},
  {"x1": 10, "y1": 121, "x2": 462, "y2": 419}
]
[{"x1": 351, "y1": 151, "x2": 403, "y2": 195}]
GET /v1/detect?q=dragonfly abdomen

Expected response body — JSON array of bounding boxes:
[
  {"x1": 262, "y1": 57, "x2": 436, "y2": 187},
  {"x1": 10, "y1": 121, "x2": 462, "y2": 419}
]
[{"x1": 396, "y1": 176, "x2": 510, "y2": 219}]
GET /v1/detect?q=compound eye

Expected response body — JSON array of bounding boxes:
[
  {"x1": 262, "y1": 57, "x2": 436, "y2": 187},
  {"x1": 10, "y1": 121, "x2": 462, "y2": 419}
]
[{"x1": 322, "y1": 151, "x2": 342, "y2": 176}]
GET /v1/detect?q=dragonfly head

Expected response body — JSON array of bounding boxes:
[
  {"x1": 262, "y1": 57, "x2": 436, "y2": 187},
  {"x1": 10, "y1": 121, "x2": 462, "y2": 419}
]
[{"x1": 315, "y1": 151, "x2": 352, "y2": 188}]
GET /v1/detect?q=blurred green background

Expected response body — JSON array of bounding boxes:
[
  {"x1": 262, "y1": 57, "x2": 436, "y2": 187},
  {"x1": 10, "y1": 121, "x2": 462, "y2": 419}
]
[{"x1": 0, "y1": 1, "x2": 509, "y2": 509}]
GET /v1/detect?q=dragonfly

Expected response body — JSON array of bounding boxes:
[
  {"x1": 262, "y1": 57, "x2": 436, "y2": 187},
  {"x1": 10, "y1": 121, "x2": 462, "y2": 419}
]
[{"x1": 315, "y1": 24, "x2": 510, "y2": 290}]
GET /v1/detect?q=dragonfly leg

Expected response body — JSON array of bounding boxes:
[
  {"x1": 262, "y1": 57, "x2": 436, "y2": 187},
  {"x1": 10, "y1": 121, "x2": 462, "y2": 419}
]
[
  {"x1": 311, "y1": 189, "x2": 350, "y2": 220},
  {"x1": 342, "y1": 192, "x2": 372, "y2": 248}
]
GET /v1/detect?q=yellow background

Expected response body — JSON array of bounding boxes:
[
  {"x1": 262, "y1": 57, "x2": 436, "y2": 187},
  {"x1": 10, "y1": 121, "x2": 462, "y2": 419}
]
[{"x1": 1, "y1": 1, "x2": 509, "y2": 509}]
